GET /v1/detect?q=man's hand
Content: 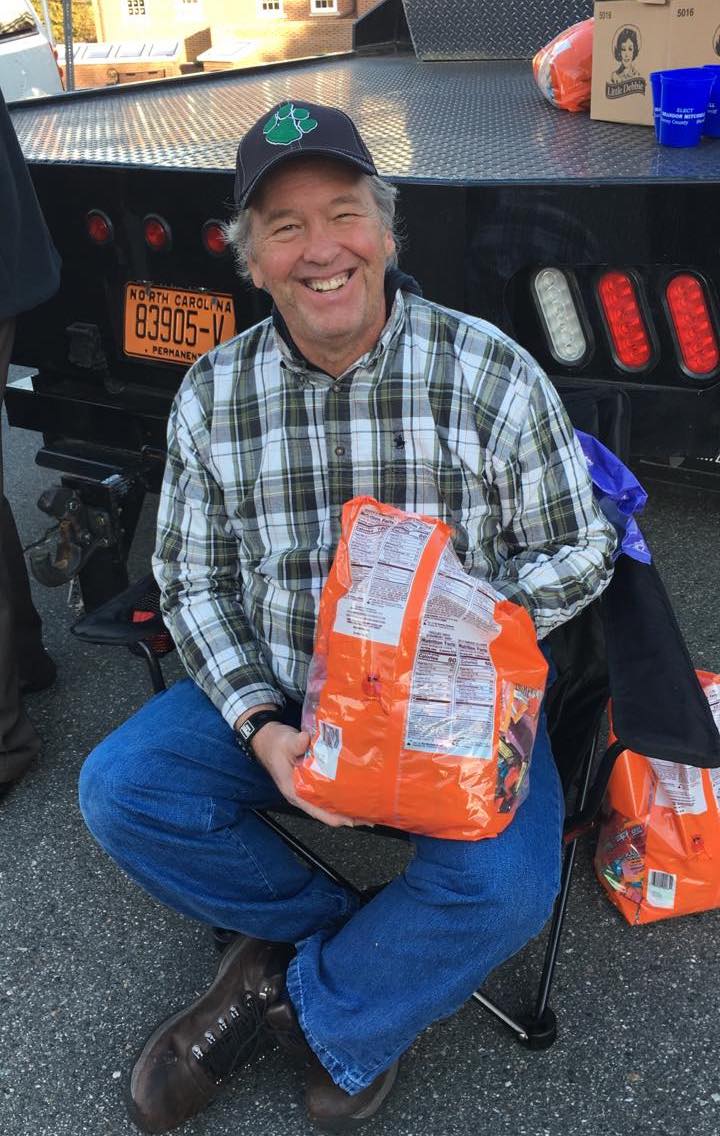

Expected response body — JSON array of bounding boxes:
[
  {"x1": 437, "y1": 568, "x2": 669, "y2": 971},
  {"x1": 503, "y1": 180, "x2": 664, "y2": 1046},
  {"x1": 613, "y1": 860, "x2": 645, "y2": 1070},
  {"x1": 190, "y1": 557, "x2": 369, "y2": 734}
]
[{"x1": 250, "y1": 721, "x2": 356, "y2": 828}]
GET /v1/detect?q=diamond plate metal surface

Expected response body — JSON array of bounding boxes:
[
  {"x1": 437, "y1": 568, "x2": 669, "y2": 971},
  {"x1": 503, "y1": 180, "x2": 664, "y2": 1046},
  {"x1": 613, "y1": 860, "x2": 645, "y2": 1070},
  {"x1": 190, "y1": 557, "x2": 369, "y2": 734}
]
[
  {"x1": 402, "y1": 0, "x2": 593, "y2": 60},
  {"x1": 10, "y1": 56, "x2": 720, "y2": 185}
]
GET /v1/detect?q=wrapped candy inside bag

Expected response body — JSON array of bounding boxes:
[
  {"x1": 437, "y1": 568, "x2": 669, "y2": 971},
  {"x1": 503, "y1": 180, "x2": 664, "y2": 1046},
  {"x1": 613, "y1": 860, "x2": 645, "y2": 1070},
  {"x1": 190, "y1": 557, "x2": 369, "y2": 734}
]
[{"x1": 294, "y1": 498, "x2": 548, "y2": 840}]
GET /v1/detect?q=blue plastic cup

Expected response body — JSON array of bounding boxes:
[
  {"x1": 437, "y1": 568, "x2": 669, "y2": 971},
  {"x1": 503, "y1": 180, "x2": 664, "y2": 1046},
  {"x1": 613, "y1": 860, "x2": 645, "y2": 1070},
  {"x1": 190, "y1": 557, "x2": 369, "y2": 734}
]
[
  {"x1": 656, "y1": 68, "x2": 716, "y2": 147},
  {"x1": 650, "y1": 68, "x2": 707, "y2": 142},
  {"x1": 703, "y1": 66, "x2": 720, "y2": 137},
  {"x1": 649, "y1": 71, "x2": 663, "y2": 140}
]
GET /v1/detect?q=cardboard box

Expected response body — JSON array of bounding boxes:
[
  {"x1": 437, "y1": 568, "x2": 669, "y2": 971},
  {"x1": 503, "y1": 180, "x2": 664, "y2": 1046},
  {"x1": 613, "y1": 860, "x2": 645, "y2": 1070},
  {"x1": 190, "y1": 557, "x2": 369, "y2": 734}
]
[{"x1": 591, "y1": 1, "x2": 720, "y2": 126}]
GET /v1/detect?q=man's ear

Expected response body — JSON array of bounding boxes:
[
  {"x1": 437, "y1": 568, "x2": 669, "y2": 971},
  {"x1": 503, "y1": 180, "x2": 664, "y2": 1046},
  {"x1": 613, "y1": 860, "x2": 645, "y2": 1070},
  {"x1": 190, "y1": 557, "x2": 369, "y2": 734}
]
[
  {"x1": 246, "y1": 212, "x2": 265, "y2": 289},
  {"x1": 249, "y1": 256, "x2": 264, "y2": 290},
  {"x1": 383, "y1": 229, "x2": 395, "y2": 262}
]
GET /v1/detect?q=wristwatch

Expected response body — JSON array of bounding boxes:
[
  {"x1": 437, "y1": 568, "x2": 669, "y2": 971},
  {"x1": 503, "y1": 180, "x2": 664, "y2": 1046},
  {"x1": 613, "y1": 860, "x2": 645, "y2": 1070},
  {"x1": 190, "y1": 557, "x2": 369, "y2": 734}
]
[{"x1": 235, "y1": 708, "x2": 283, "y2": 759}]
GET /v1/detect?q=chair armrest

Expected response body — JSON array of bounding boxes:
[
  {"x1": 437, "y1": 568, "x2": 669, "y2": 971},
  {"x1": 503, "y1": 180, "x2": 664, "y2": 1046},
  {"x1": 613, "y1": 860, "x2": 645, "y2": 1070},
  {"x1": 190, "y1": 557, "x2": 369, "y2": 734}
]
[{"x1": 71, "y1": 573, "x2": 167, "y2": 647}]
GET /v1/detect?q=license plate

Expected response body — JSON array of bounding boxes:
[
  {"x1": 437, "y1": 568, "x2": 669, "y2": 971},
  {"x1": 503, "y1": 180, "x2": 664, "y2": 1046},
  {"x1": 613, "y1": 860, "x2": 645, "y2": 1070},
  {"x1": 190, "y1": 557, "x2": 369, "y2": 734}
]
[{"x1": 123, "y1": 283, "x2": 236, "y2": 365}]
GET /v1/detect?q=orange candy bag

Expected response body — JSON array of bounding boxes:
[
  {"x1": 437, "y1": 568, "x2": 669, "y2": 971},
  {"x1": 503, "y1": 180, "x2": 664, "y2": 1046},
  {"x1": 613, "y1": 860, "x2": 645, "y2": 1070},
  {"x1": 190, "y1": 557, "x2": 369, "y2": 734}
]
[
  {"x1": 532, "y1": 18, "x2": 594, "y2": 113},
  {"x1": 595, "y1": 671, "x2": 720, "y2": 924},
  {"x1": 294, "y1": 498, "x2": 548, "y2": 839}
]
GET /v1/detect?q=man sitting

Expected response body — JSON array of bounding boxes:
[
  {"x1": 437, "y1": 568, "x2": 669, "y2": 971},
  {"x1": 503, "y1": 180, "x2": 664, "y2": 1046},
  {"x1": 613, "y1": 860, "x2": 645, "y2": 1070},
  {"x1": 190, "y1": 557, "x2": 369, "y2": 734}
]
[{"x1": 79, "y1": 100, "x2": 616, "y2": 1133}]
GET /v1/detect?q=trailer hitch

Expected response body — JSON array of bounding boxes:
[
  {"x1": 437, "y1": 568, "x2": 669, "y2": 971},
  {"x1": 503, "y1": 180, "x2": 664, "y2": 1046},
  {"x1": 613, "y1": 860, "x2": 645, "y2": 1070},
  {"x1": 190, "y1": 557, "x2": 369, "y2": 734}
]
[{"x1": 27, "y1": 486, "x2": 113, "y2": 587}]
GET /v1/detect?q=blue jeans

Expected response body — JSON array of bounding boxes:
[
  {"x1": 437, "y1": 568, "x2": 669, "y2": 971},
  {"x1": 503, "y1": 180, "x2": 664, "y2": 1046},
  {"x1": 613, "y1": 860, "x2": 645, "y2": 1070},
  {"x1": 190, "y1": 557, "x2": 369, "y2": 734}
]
[{"x1": 79, "y1": 678, "x2": 564, "y2": 1094}]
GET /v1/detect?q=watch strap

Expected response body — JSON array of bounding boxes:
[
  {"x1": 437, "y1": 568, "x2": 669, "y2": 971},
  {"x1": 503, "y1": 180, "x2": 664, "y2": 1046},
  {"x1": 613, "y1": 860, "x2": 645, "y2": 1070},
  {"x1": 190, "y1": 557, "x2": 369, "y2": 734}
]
[{"x1": 236, "y1": 708, "x2": 283, "y2": 759}]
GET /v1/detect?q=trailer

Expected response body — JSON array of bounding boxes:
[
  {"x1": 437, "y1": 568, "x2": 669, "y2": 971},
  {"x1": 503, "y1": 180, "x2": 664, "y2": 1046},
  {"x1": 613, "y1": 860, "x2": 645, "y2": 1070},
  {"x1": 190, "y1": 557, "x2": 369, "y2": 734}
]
[{"x1": 6, "y1": 0, "x2": 720, "y2": 608}]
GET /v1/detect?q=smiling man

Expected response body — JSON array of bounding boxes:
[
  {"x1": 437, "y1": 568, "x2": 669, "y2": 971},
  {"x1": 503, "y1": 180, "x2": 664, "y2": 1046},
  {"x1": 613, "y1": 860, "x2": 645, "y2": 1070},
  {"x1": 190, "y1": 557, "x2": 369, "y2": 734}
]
[
  {"x1": 79, "y1": 101, "x2": 616, "y2": 1134},
  {"x1": 246, "y1": 158, "x2": 394, "y2": 376}
]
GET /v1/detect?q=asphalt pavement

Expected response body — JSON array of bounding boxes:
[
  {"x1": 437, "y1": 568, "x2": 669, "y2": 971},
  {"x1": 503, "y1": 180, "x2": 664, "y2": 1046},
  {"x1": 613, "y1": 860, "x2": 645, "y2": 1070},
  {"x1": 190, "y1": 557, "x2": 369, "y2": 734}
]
[{"x1": 1, "y1": 402, "x2": 719, "y2": 1136}]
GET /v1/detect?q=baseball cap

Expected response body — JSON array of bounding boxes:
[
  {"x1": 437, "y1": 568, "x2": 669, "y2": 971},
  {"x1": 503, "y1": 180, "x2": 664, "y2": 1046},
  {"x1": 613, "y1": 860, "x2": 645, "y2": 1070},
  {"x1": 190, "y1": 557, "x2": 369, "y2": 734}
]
[{"x1": 234, "y1": 100, "x2": 377, "y2": 208}]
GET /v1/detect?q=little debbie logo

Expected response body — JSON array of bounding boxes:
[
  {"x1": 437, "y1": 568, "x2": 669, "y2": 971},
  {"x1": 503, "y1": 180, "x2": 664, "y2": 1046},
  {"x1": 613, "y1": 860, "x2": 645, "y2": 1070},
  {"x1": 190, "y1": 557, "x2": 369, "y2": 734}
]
[
  {"x1": 263, "y1": 103, "x2": 318, "y2": 146},
  {"x1": 607, "y1": 24, "x2": 646, "y2": 99}
]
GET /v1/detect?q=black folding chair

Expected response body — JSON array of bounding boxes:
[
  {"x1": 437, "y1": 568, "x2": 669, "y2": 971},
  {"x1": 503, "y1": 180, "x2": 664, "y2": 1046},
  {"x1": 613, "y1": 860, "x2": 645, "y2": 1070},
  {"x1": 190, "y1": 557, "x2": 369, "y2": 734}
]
[{"x1": 71, "y1": 386, "x2": 720, "y2": 1050}]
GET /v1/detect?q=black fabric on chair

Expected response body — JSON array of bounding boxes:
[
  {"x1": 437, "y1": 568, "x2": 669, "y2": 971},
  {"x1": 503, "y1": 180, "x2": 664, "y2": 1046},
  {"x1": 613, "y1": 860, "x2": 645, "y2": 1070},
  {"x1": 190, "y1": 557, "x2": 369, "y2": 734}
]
[
  {"x1": 543, "y1": 384, "x2": 629, "y2": 793},
  {"x1": 544, "y1": 603, "x2": 608, "y2": 793},
  {"x1": 72, "y1": 574, "x2": 166, "y2": 647},
  {"x1": 72, "y1": 573, "x2": 173, "y2": 694},
  {"x1": 603, "y1": 555, "x2": 720, "y2": 766}
]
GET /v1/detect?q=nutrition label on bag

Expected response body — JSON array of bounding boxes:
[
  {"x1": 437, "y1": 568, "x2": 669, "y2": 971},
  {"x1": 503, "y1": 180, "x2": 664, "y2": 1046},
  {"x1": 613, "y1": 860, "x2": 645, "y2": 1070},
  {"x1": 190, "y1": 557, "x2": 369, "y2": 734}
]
[
  {"x1": 334, "y1": 509, "x2": 434, "y2": 646},
  {"x1": 404, "y1": 546, "x2": 499, "y2": 759},
  {"x1": 424, "y1": 546, "x2": 499, "y2": 635},
  {"x1": 649, "y1": 758, "x2": 707, "y2": 815}
]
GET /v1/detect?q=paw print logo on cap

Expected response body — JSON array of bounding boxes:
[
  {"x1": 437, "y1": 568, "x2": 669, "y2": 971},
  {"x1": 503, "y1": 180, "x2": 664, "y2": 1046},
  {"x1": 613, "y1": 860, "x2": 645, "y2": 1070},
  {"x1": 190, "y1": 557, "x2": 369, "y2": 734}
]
[{"x1": 263, "y1": 102, "x2": 319, "y2": 146}]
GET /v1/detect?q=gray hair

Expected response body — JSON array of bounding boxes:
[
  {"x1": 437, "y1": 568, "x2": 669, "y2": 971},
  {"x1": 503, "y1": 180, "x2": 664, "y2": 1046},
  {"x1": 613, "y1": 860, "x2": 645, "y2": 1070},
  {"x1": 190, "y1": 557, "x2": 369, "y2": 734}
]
[{"x1": 222, "y1": 173, "x2": 400, "y2": 284}]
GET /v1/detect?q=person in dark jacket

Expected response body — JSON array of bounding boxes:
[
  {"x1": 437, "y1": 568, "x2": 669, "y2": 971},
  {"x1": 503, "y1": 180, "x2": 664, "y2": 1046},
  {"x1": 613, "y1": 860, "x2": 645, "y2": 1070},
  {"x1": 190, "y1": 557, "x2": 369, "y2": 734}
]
[{"x1": 0, "y1": 89, "x2": 61, "y2": 795}]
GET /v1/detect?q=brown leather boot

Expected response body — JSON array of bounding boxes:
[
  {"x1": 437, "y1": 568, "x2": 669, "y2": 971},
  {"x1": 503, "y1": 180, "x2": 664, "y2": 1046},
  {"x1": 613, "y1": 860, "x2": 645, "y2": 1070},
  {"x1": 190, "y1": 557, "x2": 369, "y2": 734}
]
[
  {"x1": 266, "y1": 996, "x2": 399, "y2": 1131},
  {"x1": 304, "y1": 1057, "x2": 399, "y2": 1132},
  {"x1": 127, "y1": 935, "x2": 294, "y2": 1133}
]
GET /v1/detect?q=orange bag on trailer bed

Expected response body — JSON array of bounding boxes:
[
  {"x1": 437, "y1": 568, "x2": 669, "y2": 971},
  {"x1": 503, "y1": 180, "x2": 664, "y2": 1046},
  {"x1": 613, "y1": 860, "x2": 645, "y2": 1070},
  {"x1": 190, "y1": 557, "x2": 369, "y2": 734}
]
[
  {"x1": 294, "y1": 497, "x2": 548, "y2": 840},
  {"x1": 595, "y1": 671, "x2": 720, "y2": 924},
  {"x1": 532, "y1": 18, "x2": 594, "y2": 113}
]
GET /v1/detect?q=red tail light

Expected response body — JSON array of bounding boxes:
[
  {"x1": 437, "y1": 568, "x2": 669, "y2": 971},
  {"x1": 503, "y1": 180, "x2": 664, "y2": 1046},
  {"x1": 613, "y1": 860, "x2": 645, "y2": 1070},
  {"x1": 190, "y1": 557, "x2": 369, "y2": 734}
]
[
  {"x1": 597, "y1": 271, "x2": 653, "y2": 371},
  {"x1": 202, "y1": 220, "x2": 227, "y2": 256},
  {"x1": 85, "y1": 210, "x2": 113, "y2": 246},
  {"x1": 665, "y1": 274, "x2": 719, "y2": 378},
  {"x1": 143, "y1": 215, "x2": 172, "y2": 252}
]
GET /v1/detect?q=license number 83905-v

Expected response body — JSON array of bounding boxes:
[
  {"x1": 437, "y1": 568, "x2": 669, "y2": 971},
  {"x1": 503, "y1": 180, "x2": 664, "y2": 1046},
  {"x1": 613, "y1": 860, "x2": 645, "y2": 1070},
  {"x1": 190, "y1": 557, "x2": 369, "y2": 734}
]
[{"x1": 123, "y1": 283, "x2": 237, "y2": 366}]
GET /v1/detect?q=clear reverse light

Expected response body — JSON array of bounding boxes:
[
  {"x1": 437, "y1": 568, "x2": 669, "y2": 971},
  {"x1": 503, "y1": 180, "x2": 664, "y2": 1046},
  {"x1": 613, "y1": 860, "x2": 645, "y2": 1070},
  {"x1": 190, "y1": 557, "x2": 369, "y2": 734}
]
[{"x1": 532, "y1": 269, "x2": 587, "y2": 364}]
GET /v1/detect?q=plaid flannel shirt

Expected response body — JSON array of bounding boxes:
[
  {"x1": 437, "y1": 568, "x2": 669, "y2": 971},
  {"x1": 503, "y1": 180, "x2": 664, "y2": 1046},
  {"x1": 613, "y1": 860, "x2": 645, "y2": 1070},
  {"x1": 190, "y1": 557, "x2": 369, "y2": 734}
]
[{"x1": 153, "y1": 290, "x2": 616, "y2": 729}]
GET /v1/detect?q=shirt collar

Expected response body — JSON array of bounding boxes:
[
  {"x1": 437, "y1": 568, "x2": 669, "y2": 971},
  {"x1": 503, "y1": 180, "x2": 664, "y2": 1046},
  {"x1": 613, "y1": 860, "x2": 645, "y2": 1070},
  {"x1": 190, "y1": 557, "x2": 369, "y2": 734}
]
[{"x1": 273, "y1": 277, "x2": 411, "y2": 383}]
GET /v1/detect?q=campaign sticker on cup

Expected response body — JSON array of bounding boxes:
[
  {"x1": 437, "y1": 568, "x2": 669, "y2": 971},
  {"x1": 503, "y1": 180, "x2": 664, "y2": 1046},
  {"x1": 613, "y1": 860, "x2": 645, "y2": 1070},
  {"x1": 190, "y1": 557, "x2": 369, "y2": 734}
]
[{"x1": 655, "y1": 68, "x2": 716, "y2": 148}]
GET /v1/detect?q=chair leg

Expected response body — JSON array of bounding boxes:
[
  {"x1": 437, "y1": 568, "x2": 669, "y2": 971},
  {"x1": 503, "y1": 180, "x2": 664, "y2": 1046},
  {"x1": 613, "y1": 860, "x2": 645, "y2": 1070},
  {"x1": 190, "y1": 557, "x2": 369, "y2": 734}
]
[
  {"x1": 130, "y1": 640, "x2": 167, "y2": 694},
  {"x1": 471, "y1": 721, "x2": 602, "y2": 1049}
]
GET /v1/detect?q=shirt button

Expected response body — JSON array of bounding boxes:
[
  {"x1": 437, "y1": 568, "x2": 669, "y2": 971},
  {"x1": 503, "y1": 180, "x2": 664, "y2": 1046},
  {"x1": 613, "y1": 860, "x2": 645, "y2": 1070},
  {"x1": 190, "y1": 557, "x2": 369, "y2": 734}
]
[
  {"x1": 332, "y1": 383, "x2": 342, "y2": 393},
  {"x1": 334, "y1": 446, "x2": 346, "y2": 457}
]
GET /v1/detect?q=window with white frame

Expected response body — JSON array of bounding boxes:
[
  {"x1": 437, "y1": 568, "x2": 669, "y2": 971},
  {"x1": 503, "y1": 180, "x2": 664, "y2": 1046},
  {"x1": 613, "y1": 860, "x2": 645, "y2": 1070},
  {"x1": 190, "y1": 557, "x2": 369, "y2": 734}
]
[
  {"x1": 311, "y1": 0, "x2": 338, "y2": 10},
  {"x1": 258, "y1": 0, "x2": 282, "y2": 15}
]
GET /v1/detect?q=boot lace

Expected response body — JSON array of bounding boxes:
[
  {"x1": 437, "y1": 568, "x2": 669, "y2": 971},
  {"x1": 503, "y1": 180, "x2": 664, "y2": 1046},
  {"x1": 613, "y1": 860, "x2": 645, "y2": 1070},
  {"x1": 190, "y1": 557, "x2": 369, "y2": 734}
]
[{"x1": 190, "y1": 989, "x2": 270, "y2": 1085}]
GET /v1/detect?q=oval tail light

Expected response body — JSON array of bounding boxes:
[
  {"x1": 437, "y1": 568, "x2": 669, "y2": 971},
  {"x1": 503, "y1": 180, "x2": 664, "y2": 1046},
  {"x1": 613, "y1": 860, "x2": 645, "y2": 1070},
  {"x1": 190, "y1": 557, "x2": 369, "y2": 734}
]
[
  {"x1": 532, "y1": 268, "x2": 588, "y2": 365},
  {"x1": 597, "y1": 271, "x2": 653, "y2": 372},
  {"x1": 665, "y1": 274, "x2": 719, "y2": 378}
]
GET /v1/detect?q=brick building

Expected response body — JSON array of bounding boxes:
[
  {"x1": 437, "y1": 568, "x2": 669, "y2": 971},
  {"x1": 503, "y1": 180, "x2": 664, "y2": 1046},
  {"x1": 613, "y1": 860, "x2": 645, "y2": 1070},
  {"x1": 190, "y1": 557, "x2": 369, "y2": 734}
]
[{"x1": 90, "y1": 0, "x2": 381, "y2": 69}]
